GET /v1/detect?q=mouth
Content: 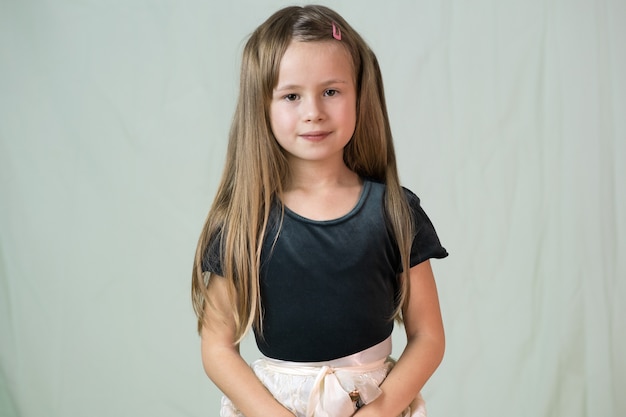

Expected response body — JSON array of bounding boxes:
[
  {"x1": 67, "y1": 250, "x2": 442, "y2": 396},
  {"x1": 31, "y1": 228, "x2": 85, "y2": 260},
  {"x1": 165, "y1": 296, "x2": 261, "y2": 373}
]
[{"x1": 299, "y1": 131, "x2": 331, "y2": 141}]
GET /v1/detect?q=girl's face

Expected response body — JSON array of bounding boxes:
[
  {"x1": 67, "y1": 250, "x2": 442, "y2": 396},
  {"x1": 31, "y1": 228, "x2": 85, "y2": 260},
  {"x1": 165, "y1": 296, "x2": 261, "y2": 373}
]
[{"x1": 270, "y1": 40, "x2": 357, "y2": 167}]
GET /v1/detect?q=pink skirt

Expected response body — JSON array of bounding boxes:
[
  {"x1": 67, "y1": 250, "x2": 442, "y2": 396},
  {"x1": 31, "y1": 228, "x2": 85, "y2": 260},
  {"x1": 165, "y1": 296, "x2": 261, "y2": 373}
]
[{"x1": 220, "y1": 337, "x2": 427, "y2": 417}]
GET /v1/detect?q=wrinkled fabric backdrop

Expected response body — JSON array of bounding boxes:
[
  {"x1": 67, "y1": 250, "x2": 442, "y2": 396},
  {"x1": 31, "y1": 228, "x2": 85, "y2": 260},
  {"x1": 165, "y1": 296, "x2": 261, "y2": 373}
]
[{"x1": 1, "y1": 1, "x2": 624, "y2": 416}]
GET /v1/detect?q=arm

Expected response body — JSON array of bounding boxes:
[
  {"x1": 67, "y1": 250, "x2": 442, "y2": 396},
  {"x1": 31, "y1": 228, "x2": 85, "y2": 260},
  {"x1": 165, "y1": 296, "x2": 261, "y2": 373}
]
[
  {"x1": 200, "y1": 275, "x2": 295, "y2": 417},
  {"x1": 355, "y1": 260, "x2": 445, "y2": 417}
]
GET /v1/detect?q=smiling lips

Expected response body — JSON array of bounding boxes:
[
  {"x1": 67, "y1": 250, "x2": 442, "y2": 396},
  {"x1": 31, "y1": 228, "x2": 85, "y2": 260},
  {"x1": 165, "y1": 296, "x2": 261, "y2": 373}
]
[{"x1": 299, "y1": 131, "x2": 331, "y2": 141}]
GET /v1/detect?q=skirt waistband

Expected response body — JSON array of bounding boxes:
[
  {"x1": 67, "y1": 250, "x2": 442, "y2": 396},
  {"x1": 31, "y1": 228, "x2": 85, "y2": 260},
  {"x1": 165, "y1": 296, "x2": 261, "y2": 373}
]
[{"x1": 263, "y1": 336, "x2": 392, "y2": 370}]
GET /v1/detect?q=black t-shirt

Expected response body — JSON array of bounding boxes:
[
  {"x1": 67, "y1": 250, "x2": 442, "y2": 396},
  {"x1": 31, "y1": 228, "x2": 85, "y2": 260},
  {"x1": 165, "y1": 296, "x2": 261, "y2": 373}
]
[{"x1": 202, "y1": 180, "x2": 448, "y2": 361}]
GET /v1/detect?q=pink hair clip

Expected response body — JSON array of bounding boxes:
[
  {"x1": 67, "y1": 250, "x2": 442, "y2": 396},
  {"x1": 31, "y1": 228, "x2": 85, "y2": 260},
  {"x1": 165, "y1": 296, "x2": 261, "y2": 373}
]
[{"x1": 332, "y1": 22, "x2": 342, "y2": 40}]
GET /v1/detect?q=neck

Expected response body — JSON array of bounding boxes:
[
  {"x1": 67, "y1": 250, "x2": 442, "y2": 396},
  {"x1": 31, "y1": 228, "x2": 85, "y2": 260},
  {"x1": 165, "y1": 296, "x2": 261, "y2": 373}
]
[{"x1": 285, "y1": 156, "x2": 359, "y2": 191}]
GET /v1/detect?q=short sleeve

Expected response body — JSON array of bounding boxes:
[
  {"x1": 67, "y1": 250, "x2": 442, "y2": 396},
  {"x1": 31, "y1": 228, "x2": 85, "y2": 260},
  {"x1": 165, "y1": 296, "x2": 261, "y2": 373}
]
[
  {"x1": 201, "y1": 230, "x2": 224, "y2": 276},
  {"x1": 404, "y1": 188, "x2": 449, "y2": 266}
]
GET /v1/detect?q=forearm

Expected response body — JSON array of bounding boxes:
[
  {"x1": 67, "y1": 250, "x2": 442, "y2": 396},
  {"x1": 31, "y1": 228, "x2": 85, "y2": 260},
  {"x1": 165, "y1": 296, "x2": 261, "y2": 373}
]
[
  {"x1": 355, "y1": 333, "x2": 445, "y2": 417},
  {"x1": 203, "y1": 344, "x2": 295, "y2": 417}
]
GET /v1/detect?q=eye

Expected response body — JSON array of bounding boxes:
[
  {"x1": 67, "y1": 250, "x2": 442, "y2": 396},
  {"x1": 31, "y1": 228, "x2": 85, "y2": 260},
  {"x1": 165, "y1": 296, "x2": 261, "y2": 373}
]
[
  {"x1": 324, "y1": 89, "x2": 338, "y2": 97},
  {"x1": 284, "y1": 93, "x2": 299, "y2": 102}
]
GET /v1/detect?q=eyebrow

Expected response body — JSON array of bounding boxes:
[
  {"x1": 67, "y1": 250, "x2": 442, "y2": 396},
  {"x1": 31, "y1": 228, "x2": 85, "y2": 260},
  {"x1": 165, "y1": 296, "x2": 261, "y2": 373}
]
[{"x1": 274, "y1": 79, "x2": 349, "y2": 92}]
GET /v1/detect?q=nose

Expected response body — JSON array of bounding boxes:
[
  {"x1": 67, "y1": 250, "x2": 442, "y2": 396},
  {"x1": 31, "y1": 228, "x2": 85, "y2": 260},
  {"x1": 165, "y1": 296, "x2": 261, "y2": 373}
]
[{"x1": 302, "y1": 96, "x2": 324, "y2": 122}]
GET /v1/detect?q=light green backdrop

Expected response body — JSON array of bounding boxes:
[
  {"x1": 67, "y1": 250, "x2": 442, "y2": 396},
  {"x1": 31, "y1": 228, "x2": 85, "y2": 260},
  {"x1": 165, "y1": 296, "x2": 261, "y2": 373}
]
[{"x1": 1, "y1": 1, "x2": 624, "y2": 416}]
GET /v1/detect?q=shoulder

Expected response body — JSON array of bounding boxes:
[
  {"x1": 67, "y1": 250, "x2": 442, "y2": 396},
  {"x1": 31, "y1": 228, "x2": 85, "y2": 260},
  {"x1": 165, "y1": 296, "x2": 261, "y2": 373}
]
[
  {"x1": 368, "y1": 178, "x2": 423, "y2": 215},
  {"x1": 401, "y1": 186, "x2": 432, "y2": 234},
  {"x1": 400, "y1": 187, "x2": 449, "y2": 263},
  {"x1": 362, "y1": 179, "x2": 423, "y2": 222},
  {"x1": 401, "y1": 186, "x2": 421, "y2": 208},
  {"x1": 362, "y1": 178, "x2": 388, "y2": 202},
  {"x1": 364, "y1": 179, "x2": 420, "y2": 204}
]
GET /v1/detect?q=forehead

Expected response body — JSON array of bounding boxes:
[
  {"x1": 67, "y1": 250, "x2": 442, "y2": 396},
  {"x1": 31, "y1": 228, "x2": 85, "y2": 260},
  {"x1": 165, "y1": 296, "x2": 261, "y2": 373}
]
[{"x1": 275, "y1": 41, "x2": 354, "y2": 87}]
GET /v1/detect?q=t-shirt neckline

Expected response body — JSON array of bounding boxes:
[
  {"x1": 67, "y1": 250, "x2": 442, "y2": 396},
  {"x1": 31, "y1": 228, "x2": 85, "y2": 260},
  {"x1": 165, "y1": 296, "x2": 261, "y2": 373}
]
[{"x1": 283, "y1": 179, "x2": 372, "y2": 225}]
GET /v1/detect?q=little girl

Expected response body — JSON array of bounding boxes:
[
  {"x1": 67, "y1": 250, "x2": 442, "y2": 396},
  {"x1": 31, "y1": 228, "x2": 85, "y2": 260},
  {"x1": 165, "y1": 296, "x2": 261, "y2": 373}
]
[{"x1": 192, "y1": 5, "x2": 448, "y2": 417}]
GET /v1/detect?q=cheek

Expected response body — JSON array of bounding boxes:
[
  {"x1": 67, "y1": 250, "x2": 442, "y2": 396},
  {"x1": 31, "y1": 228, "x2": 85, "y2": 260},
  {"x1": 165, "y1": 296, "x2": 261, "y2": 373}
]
[
  {"x1": 342, "y1": 100, "x2": 357, "y2": 129},
  {"x1": 269, "y1": 105, "x2": 291, "y2": 133}
]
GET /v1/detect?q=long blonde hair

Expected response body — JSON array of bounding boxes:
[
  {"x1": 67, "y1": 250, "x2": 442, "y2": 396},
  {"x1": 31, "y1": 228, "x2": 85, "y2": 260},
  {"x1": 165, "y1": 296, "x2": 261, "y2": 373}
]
[{"x1": 192, "y1": 5, "x2": 414, "y2": 340}]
